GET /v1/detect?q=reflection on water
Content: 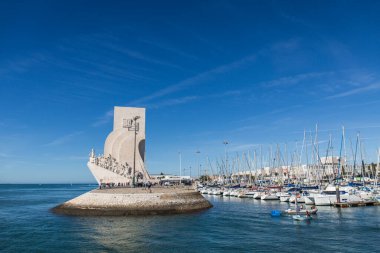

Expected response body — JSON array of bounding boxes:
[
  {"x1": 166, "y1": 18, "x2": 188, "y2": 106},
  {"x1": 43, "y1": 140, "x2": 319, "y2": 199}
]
[{"x1": 0, "y1": 185, "x2": 379, "y2": 252}]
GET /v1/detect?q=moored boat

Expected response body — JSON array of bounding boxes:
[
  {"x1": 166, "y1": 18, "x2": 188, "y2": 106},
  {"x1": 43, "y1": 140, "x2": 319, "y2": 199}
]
[
  {"x1": 284, "y1": 208, "x2": 318, "y2": 215},
  {"x1": 280, "y1": 196, "x2": 290, "y2": 202},
  {"x1": 261, "y1": 193, "x2": 279, "y2": 200},
  {"x1": 292, "y1": 215, "x2": 312, "y2": 221},
  {"x1": 304, "y1": 196, "x2": 315, "y2": 205},
  {"x1": 253, "y1": 192, "x2": 263, "y2": 199}
]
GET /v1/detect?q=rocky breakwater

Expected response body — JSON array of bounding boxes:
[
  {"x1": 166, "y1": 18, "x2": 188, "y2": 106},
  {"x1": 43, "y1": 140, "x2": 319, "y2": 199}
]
[{"x1": 52, "y1": 187, "x2": 212, "y2": 216}]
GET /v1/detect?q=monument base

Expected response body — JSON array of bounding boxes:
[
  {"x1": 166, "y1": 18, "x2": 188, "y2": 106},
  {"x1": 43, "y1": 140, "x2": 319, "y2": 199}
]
[{"x1": 52, "y1": 187, "x2": 212, "y2": 216}]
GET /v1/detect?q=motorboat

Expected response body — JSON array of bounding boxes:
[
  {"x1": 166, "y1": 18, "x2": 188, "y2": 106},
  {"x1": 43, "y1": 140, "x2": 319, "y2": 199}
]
[
  {"x1": 209, "y1": 189, "x2": 223, "y2": 195},
  {"x1": 200, "y1": 188, "x2": 209, "y2": 194},
  {"x1": 261, "y1": 193, "x2": 279, "y2": 200},
  {"x1": 223, "y1": 190, "x2": 232, "y2": 196},
  {"x1": 244, "y1": 191, "x2": 256, "y2": 198},
  {"x1": 238, "y1": 191, "x2": 255, "y2": 198},
  {"x1": 238, "y1": 192, "x2": 251, "y2": 198},
  {"x1": 289, "y1": 192, "x2": 308, "y2": 203},
  {"x1": 230, "y1": 190, "x2": 240, "y2": 197},
  {"x1": 284, "y1": 208, "x2": 318, "y2": 215},
  {"x1": 280, "y1": 196, "x2": 290, "y2": 202},
  {"x1": 253, "y1": 192, "x2": 264, "y2": 199},
  {"x1": 304, "y1": 196, "x2": 315, "y2": 205},
  {"x1": 313, "y1": 185, "x2": 362, "y2": 206},
  {"x1": 278, "y1": 192, "x2": 290, "y2": 202}
]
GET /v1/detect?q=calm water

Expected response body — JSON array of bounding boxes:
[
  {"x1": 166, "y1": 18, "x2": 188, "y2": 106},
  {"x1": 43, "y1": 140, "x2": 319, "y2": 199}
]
[{"x1": 0, "y1": 184, "x2": 379, "y2": 252}]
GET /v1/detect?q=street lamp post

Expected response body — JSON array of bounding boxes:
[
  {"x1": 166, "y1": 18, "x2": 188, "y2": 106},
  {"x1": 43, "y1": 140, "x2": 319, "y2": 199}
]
[
  {"x1": 196, "y1": 150, "x2": 200, "y2": 179},
  {"x1": 179, "y1": 152, "x2": 182, "y2": 185},
  {"x1": 132, "y1": 116, "x2": 140, "y2": 188},
  {"x1": 223, "y1": 141, "x2": 228, "y2": 184},
  {"x1": 182, "y1": 166, "x2": 192, "y2": 185}
]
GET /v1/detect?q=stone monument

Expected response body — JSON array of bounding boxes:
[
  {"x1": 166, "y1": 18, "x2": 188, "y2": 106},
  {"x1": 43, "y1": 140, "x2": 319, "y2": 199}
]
[
  {"x1": 52, "y1": 106, "x2": 212, "y2": 216},
  {"x1": 88, "y1": 106, "x2": 150, "y2": 186}
]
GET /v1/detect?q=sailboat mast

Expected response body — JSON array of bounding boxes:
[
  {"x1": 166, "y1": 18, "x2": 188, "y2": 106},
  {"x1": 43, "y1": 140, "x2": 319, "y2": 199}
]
[
  {"x1": 342, "y1": 126, "x2": 347, "y2": 180},
  {"x1": 376, "y1": 148, "x2": 379, "y2": 188},
  {"x1": 299, "y1": 130, "x2": 306, "y2": 185},
  {"x1": 305, "y1": 131, "x2": 310, "y2": 185},
  {"x1": 358, "y1": 133, "x2": 365, "y2": 186},
  {"x1": 337, "y1": 127, "x2": 344, "y2": 182},
  {"x1": 353, "y1": 133, "x2": 359, "y2": 180}
]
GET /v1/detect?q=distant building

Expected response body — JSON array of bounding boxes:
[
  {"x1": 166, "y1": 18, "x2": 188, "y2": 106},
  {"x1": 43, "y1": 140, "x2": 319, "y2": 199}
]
[
  {"x1": 150, "y1": 174, "x2": 192, "y2": 185},
  {"x1": 320, "y1": 156, "x2": 346, "y2": 165}
]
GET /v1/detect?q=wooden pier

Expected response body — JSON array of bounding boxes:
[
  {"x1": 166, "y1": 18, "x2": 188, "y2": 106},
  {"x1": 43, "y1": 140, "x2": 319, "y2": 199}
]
[{"x1": 333, "y1": 201, "x2": 379, "y2": 208}]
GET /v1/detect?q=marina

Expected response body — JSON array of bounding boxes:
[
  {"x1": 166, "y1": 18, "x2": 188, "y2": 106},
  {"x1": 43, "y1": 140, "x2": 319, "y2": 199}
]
[
  {"x1": 196, "y1": 183, "x2": 380, "y2": 209},
  {"x1": 193, "y1": 127, "x2": 380, "y2": 211}
]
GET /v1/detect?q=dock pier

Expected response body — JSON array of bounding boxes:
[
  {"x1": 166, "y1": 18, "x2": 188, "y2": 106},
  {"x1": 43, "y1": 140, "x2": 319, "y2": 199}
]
[{"x1": 333, "y1": 201, "x2": 379, "y2": 208}]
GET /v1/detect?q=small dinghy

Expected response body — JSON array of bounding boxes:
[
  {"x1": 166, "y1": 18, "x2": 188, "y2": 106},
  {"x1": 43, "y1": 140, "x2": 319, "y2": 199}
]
[
  {"x1": 284, "y1": 208, "x2": 318, "y2": 215},
  {"x1": 292, "y1": 215, "x2": 312, "y2": 221}
]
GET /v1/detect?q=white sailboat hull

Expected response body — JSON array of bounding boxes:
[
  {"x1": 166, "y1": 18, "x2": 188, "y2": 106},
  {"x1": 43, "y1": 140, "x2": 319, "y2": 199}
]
[
  {"x1": 289, "y1": 196, "x2": 305, "y2": 203},
  {"x1": 304, "y1": 196, "x2": 315, "y2": 205},
  {"x1": 261, "y1": 194, "x2": 279, "y2": 200},
  {"x1": 280, "y1": 196, "x2": 290, "y2": 202}
]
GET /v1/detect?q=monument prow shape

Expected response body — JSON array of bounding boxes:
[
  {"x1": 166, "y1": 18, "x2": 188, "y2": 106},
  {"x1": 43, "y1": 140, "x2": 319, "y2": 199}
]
[{"x1": 88, "y1": 106, "x2": 151, "y2": 186}]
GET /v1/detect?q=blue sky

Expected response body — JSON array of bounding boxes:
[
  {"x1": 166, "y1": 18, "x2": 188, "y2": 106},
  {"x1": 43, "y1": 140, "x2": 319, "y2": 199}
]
[{"x1": 1, "y1": 0, "x2": 380, "y2": 183}]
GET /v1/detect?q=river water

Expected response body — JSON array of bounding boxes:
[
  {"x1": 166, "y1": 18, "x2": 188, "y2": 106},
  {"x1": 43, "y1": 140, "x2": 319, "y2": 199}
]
[{"x1": 0, "y1": 184, "x2": 378, "y2": 252}]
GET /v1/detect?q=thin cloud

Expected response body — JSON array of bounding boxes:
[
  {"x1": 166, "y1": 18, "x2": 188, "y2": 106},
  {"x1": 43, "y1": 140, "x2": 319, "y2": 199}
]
[
  {"x1": 102, "y1": 43, "x2": 184, "y2": 70},
  {"x1": 43, "y1": 131, "x2": 83, "y2": 147},
  {"x1": 149, "y1": 96, "x2": 199, "y2": 109},
  {"x1": 132, "y1": 54, "x2": 256, "y2": 104},
  {"x1": 0, "y1": 152, "x2": 12, "y2": 158},
  {"x1": 42, "y1": 53, "x2": 154, "y2": 85},
  {"x1": 0, "y1": 53, "x2": 46, "y2": 77},
  {"x1": 340, "y1": 100, "x2": 380, "y2": 108},
  {"x1": 138, "y1": 37, "x2": 198, "y2": 60},
  {"x1": 209, "y1": 90, "x2": 242, "y2": 98},
  {"x1": 260, "y1": 71, "x2": 333, "y2": 88},
  {"x1": 92, "y1": 110, "x2": 114, "y2": 127},
  {"x1": 149, "y1": 90, "x2": 242, "y2": 109},
  {"x1": 93, "y1": 89, "x2": 243, "y2": 126},
  {"x1": 61, "y1": 32, "x2": 184, "y2": 70},
  {"x1": 237, "y1": 104, "x2": 302, "y2": 123},
  {"x1": 326, "y1": 82, "x2": 380, "y2": 99}
]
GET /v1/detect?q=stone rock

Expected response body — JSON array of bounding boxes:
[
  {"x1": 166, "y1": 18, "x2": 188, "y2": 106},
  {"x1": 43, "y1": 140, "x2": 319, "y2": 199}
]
[{"x1": 52, "y1": 188, "x2": 212, "y2": 216}]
